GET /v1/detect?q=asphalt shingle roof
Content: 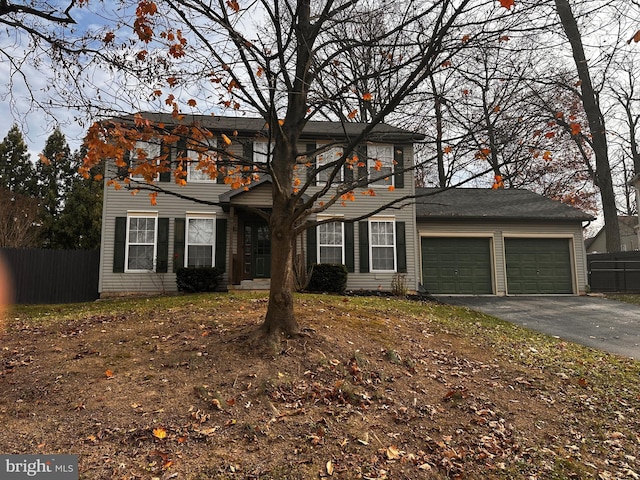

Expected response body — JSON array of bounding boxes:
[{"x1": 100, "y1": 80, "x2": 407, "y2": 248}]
[
  {"x1": 415, "y1": 187, "x2": 594, "y2": 222},
  {"x1": 112, "y1": 112, "x2": 424, "y2": 143}
]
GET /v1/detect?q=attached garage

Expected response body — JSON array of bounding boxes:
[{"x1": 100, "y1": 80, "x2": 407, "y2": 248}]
[
  {"x1": 416, "y1": 188, "x2": 593, "y2": 296},
  {"x1": 421, "y1": 237, "x2": 493, "y2": 294},
  {"x1": 504, "y1": 238, "x2": 573, "y2": 294}
]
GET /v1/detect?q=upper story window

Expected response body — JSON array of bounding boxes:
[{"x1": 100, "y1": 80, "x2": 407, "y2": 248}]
[
  {"x1": 253, "y1": 141, "x2": 273, "y2": 164},
  {"x1": 186, "y1": 214, "x2": 216, "y2": 267},
  {"x1": 130, "y1": 141, "x2": 161, "y2": 181},
  {"x1": 316, "y1": 146, "x2": 344, "y2": 185},
  {"x1": 125, "y1": 212, "x2": 158, "y2": 272},
  {"x1": 368, "y1": 145, "x2": 393, "y2": 187},
  {"x1": 187, "y1": 139, "x2": 217, "y2": 183},
  {"x1": 369, "y1": 218, "x2": 396, "y2": 272}
]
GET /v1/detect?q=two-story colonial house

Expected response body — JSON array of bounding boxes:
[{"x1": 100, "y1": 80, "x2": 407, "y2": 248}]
[{"x1": 98, "y1": 113, "x2": 424, "y2": 296}]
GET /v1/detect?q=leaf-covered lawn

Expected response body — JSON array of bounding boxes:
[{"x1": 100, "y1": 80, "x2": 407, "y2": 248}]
[{"x1": 1, "y1": 293, "x2": 639, "y2": 479}]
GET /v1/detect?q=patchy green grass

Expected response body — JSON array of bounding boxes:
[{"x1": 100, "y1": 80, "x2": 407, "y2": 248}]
[{"x1": 605, "y1": 293, "x2": 640, "y2": 306}]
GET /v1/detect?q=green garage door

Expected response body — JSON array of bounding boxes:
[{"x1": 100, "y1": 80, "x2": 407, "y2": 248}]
[
  {"x1": 421, "y1": 237, "x2": 493, "y2": 294},
  {"x1": 505, "y1": 238, "x2": 573, "y2": 294}
]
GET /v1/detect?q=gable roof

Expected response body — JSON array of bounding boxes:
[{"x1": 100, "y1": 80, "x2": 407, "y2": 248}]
[
  {"x1": 111, "y1": 112, "x2": 424, "y2": 143},
  {"x1": 415, "y1": 187, "x2": 594, "y2": 222}
]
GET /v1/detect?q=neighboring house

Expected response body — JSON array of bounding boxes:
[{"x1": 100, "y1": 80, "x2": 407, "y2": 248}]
[
  {"x1": 585, "y1": 216, "x2": 639, "y2": 253},
  {"x1": 98, "y1": 113, "x2": 594, "y2": 297},
  {"x1": 629, "y1": 174, "x2": 640, "y2": 251},
  {"x1": 99, "y1": 113, "x2": 423, "y2": 296},
  {"x1": 415, "y1": 188, "x2": 593, "y2": 295}
]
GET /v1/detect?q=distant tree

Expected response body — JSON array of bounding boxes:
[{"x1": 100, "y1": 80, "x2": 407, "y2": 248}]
[
  {"x1": 0, "y1": 124, "x2": 37, "y2": 196},
  {"x1": 554, "y1": 0, "x2": 620, "y2": 251},
  {"x1": 0, "y1": 187, "x2": 40, "y2": 248},
  {"x1": 36, "y1": 128, "x2": 75, "y2": 248},
  {"x1": 53, "y1": 149, "x2": 103, "y2": 249}
]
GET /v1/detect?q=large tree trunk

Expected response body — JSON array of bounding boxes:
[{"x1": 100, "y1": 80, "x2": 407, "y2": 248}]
[
  {"x1": 555, "y1": 0, "x2": 620, "y2": 252},
  {"x1": 259, "y1": 123, "x2": 303, "y2": 341},
  {"x1": 260, "y1": 199, "x2": 300, "y2": 339}
]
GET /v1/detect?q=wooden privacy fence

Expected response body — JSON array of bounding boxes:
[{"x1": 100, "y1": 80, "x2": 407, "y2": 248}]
[
  {"x1": 0, "y1": 248, "x2": 100, "y2": 304},
  {"x1": 587, "y1": 251, "x2": 640, "y2": 293}
]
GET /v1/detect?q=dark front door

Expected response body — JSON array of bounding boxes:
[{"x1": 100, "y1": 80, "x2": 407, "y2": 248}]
[{"x1": 242, "y1": 218, "x2": 271, "y2": 279}]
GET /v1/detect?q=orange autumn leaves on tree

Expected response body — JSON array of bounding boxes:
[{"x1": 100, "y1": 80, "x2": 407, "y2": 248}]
[
  {"x1": 134, "y1": 0, "x2": 157, "y2": 43},
  {"x1": 628, "y1": 30, "x2": 640, "y2": 44}
]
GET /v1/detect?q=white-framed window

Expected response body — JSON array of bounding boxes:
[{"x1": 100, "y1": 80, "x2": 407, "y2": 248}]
[
  {"x1": 125, "y1": 212, "x2": 158, "y2": 272},
  {"x1": 369, "y1": 218, "x2": 396, "y2": 272},
  {"x1": 253, "y1": 141, "x2": 273, "y2": 164},
  {"x1": 368, "y1": 144, "x2": 393, "y2": 187},
  {"x1": 187, "y1": 139, "x2": 217, "y2": 182},
  {"x1": 130, "y1": 141, "x2": 162, "y2": 181},
  {"x1": 318, "y1": 220, "x2": 344, "y2": 264},
  {"x1": 316, "y1": 145, "x2": 344, "y2": 185},
  {"x1": 186, "y1": 213, "x2": 216, "y2": 267}
]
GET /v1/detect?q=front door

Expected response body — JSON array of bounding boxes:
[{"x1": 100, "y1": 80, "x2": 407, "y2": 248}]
[{"x1": 242, "y1": 219, "x2": 271, "y2": 279}]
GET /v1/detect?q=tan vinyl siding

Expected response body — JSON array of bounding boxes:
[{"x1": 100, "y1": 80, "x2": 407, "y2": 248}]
[
  {"x1": 100, "y1": 159, "x2": 232, "y2": 294},
  {"x1": 228, "y1": 183, "x2": 272, "y2": 206},
  {"x1": 308, "y1": 143, "x2": 417, "y2": 292},
  {"x1": 100, "y1": 139, "x2": 419, "y2": 295},
  {"x1": 416, "y1": 220, "x2": 588, "y2": 295},
  {"x1": 308, "y1": 199, "x2": 418, "y2": 292}
]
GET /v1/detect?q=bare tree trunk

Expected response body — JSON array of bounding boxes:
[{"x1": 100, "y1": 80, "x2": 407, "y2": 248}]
[
  {"x1": 429, "y1": 74, "x2": 447, "y2": 187},
  {"x1": 555, "y1": 0, "x2": 620, "y2": 252},
  {"x1": 261, "y1": 198, "x2": 300, "y2": 339}
]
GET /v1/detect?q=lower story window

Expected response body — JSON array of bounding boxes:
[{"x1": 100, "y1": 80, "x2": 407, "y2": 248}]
[
  {"x1": 370, "y1": 219, "x2": 396, "y2": 271},
  {"x1": 126, "y1": 214, "x2": 157, "y2": 271},
  {"x1": 318, "y1": 221, "x2": 344, "y2": 264},
  {"x1": 186, "y1": 215, "x2": 216, "y2": 267}
]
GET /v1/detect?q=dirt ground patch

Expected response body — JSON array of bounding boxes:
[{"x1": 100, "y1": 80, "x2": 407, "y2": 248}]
[{"x1": 1, "y1": 293, "x2": 639, "y2": 479}]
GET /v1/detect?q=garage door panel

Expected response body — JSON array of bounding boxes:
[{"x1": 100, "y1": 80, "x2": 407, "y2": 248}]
[
  {"x1": 422, "y1": 237, "x2": 493, "y2": 294},
  {"x1": 505, "y1": 238, "x2": 572, "y2": 294}
]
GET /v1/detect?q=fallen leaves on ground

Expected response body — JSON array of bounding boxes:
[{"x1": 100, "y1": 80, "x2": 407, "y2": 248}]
[{"x1": 0, "y1": 293, "x2": 638, "y2": 479}]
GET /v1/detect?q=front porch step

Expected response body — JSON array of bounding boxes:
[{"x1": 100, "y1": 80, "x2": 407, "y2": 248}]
[{"x1": 229, "y1": 279, "x2": 271, "y2": 291}]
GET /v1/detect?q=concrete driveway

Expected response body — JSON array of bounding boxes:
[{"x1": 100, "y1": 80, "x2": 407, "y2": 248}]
[{"x1": 436, "y1": 296, "x2": 640, "y2": 360}]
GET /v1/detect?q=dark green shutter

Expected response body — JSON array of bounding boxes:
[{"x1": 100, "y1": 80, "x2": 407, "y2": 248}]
[
  {"x1": 159, "y1": 143, "x2": 171, "y2": 183},
  {"x1": 343, "y1": 147, "x2": 355, "y2": 183},
  {"x1": 113, "y1": 217, "x2": 127, "y2": 272},
  {"x1": 156, "y1": 218, "x2": 169, "y2": 272},
  {"x1": 359, "y1": 221, "x2": 369, "y2": 273},
  {"x1": 216, "y1": 151, "x2": 226, "y2": 184},
  {"x1": 345, "y1": 222, "x2": 354, "y2": 273},
  {"x1": 356, "y1": 144, "x2": 368, "y2": 183},
  {"x1": 177, "y1": 137, "x2": 187, "y2": 181},
  {"x1": 173, "y1": 218, "x2": 185, "y2": 271},
  {"x1": 305, "y1": 143, "x2": 316, "y2": 183},
  {"x1": 394, "y1": 145, "x2": 404, "y2": 189},
  {"x1": 307, "y1": 225, "x2": 317, "y2": 267},
  {"x1": 117, "y1": 152, "x2": 131, "y2": 180},
  {"x1": 396, "y1": 221, "x2": 407, "y2": 273},
  {"x1": 216, "y1": 137, "x2": 227, "y2": 184},
  {"x1": 215, "y1": 219, "x2": 227, "y2": 272},
  {"x1": 243, "y1": 141, "x2": 254, "y2": 161}
]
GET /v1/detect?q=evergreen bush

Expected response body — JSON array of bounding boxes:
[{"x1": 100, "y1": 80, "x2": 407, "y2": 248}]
[
  {"x1": 306, "y1": 264, "x2": 348, "y2": 294},
  {"x1": 176, "y1": 267, "x2": 224, "y2": 293}
]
